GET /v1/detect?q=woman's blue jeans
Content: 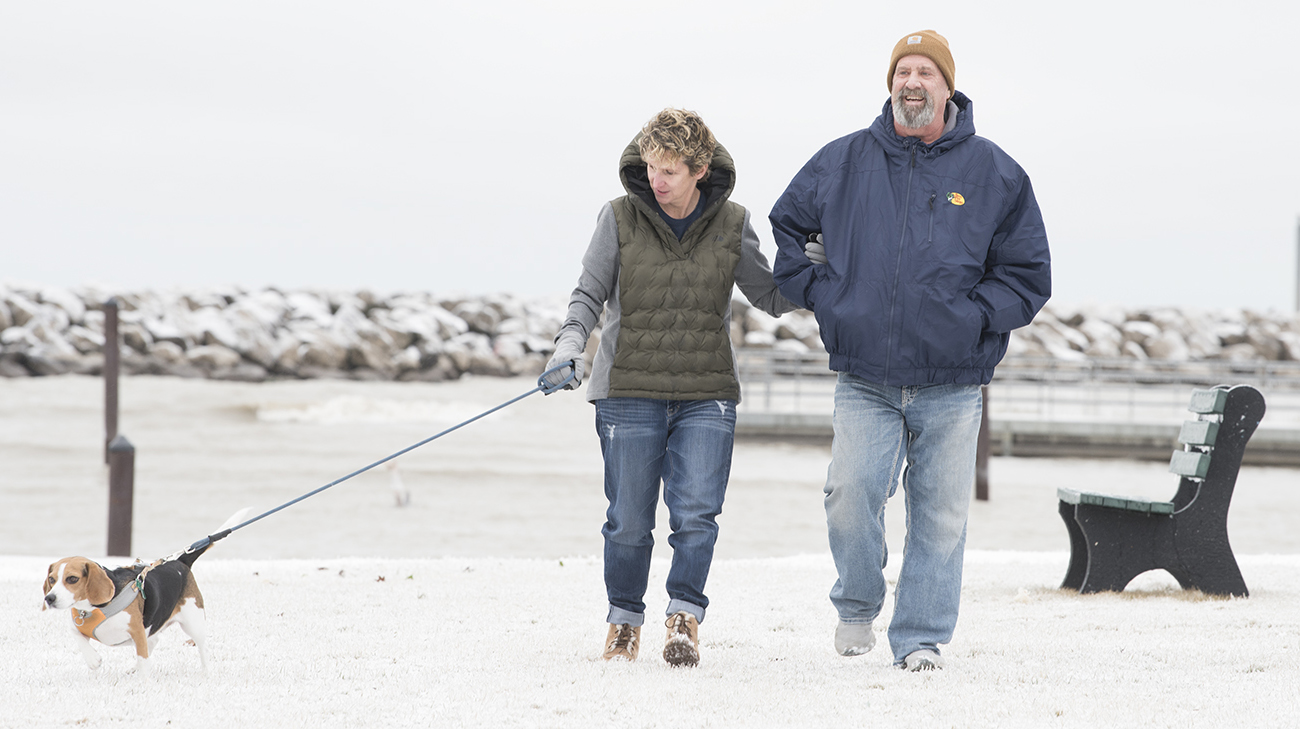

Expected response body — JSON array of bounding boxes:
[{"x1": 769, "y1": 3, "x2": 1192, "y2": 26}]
[
  {"x1": 825, "y1": 374, "x2": 982, "y2": 663},
  {"x1": 594, "y1": 397, "x2": 736, "y2": 627}
]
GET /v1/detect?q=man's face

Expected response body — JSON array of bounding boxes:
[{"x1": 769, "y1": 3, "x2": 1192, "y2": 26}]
[{"x1": 891, "y1": 54, "x2": 949, "y2": 130}]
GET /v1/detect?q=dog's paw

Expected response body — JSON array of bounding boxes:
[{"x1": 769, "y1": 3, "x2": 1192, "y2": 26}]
[{"x1": 84, "y1": 653, "x2": 102, "y2": 671}]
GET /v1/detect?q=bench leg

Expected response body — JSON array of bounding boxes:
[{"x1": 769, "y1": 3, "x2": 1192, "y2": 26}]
[
  {"x1": 1170, "y1": 524, "x2": 1249, "y2": 597},
  {"x1": 1072, "y1": 505, "x2": 1172, "y2": 594},
  {"x1": 1058, "y1": 501, "x2": 1088, "y2": 591}
]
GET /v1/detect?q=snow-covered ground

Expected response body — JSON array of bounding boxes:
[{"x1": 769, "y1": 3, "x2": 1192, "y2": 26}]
[
  {"x1": 5, "y1": 374, "x2": 1299, "y2": 727},
  {"x1": 10, "y1": 553, "x2": 1300, "y2": 728}
]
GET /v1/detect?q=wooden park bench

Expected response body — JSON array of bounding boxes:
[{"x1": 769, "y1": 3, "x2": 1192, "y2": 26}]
[{"x1": 1056, "y1": 384, "x2": 1265, "y2": 597}]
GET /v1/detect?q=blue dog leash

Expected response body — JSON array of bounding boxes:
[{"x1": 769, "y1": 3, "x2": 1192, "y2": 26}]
[{"x1": 174, "y1": 363, "x2": 579, "y2": 558}]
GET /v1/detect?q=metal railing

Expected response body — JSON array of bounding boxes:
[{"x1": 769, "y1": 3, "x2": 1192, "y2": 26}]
[
  {"x1": 736, "y1": 349, "x2": 1300, "y2": 427},
  {"x1": 735, "y1": 348, "x2": 834, "y2": 415}
]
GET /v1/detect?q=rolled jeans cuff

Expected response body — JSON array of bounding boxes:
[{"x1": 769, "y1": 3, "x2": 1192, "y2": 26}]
[
  {"x1": 666, "y1": 599, "x2": 705, "y2": 624},
  {"x1": 606, "y1": 605, "x2": 645, "y2": 628}
]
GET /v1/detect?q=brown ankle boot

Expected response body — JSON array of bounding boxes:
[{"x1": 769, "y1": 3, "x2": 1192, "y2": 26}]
[
  {"x1": 662, "y1": 612, "x2": 699, "y2": 667},
  {"x1": 603, "y1": 623, "x2": 640, "y2": 661}
]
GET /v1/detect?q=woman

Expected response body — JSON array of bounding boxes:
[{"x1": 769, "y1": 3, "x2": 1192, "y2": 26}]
[{"x1": 544, "y1": 108, "x2": 797, "y2": 667}]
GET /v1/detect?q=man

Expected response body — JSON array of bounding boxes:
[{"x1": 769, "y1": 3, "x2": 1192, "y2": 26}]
[{"x1": 768, "y1": 30, "x2": 1050, "y2": 671}]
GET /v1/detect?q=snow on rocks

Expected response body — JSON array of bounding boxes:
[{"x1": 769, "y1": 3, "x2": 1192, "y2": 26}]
[
  {"x1": 0, "y1": 285, "x2": 566, "y2": 381},
  {"x1": 1010, "y1": 304, "x2": 1300, "y2": 364},
  {"x1": 3, "y1": 283, "x2": 1300, "y2": 380}
]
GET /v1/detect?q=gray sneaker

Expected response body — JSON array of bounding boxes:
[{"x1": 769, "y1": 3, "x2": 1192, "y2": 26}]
[
  {"x1": 834, "y1": 621, "x2": 875, "y2": 656},
  {"x1": 903, "y1": 649, "x2": 942, "y2": 671}
]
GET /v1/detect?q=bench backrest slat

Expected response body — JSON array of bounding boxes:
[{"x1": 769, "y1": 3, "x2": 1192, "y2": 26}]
[
  {"x1": 1169, "y1": 450, "x2": 1211, "y2": 479},
  {"x1": 1178, "y1": 420, "x2": 1220, "y2": 447},
  {"x1": 1188, "y1": 388, "x2": 1229, "y2": 414}
]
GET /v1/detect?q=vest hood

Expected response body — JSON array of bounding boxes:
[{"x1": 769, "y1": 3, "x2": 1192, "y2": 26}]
[{"x1": 618, "y1": 135, "x2": 737, "y2": 212}]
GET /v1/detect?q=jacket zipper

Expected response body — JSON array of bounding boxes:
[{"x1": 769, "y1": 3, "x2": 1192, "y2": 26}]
[
  {"x1": 928, "y1": 193, "x2": 937, "y2": 241},
  {"x1": 885, "y1": 146, "x2": 917, "y2": 382}
]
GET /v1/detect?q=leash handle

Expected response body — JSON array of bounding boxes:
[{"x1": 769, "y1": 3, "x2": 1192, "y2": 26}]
[{"x1": 537, "y1": 361, "x2": 577, "y2": 395}]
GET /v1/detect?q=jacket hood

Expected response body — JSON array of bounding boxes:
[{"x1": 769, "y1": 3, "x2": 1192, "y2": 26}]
[
  {"x1": 618, "y1": 135, "x2": 737, "y2": 211},
  {"x1": 870, "y1": 90, "x2": 975, "y2": 156}
]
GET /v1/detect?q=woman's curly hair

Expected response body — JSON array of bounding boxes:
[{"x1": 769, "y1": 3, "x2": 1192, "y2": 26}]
[{"x1": 638, "y1": 108, "x2": 716, "y2": 175}]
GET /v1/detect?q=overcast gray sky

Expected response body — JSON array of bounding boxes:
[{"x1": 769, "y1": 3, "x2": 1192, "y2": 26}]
[{"x1": 3, "y1": 1, "x2": 1297, "y2": 311}]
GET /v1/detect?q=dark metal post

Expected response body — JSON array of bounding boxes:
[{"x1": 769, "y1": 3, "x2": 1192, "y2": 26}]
[
  {"x1": 975, "y1": 385, "x2": 990, "y2": 501},
  {"x1": 104, "y1": 298, "x2": 119, "y2": 463},
  {"x1": 107, "y1": 434, "x2": 135, "y2": 557}
]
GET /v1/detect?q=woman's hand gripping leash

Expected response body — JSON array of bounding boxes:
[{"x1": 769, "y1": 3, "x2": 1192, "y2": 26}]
[{"x1": 541, "y1": 336, "x2": 584, "y2": 393}]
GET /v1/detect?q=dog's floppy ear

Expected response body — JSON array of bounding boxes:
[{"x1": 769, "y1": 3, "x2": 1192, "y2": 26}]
[
  {"x1": 42, "y1": 563, "x2": 57, "y2": 609},
  {"x1": 83, "y1": 562, "x2": 116, "y2": 606}
]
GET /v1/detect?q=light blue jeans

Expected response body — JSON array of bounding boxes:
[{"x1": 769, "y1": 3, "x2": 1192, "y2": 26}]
[
  {"x1": 825, "y1": 374, "x2": 982, "y2": 664},
  {"x1": 595, "y1": 397, "x2": 736, "y2": 627}
]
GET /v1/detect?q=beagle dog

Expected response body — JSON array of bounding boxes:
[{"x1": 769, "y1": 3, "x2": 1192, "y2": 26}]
[{"x1": 43, "y1": 546, "x2": 209, "y2": 673}]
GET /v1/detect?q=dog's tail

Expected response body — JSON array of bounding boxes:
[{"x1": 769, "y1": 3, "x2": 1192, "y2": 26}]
[
  {"x1": 176, "y1": 543, "x2": 210, "y2": 568},
  {"x1": 173, "y1": 507, "x2": 251, "y2": 568}
]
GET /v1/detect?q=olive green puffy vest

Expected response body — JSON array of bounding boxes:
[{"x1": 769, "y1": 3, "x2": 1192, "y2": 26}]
[{"x1": 607, "y1": 137, "x2": 745, "y2": 400}]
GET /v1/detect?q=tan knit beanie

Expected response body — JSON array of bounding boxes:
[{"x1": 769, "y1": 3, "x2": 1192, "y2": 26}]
[{"x1": 887, "y1": 30, "x2": 955, "y2": 97}]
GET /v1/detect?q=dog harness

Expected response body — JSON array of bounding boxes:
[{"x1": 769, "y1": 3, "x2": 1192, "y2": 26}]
[{"x1": 71, "y1": 565, "x2": 149, "y2": 645}]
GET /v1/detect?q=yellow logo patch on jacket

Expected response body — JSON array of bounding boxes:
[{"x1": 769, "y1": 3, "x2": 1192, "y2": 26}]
[{"x1": 947, "y1": 192, "x2": 965, "y2": 206}]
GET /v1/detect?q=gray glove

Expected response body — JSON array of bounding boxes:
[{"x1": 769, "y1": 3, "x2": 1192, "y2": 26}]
[
  {"x1": 542, "y1": 331, "x2": 586, "y2": 391},
  {"x1": 805, "y1": 233, "x2": 827, "y2": 265}
]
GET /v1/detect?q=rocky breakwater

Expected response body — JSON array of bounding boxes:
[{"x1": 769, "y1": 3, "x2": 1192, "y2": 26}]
[
  {"x1": 0, "y1": 286, "x2": 572, "y2": 382},
  {"x1": 3, "y1": 283, "x2": 1300, "y2": 381},
  {"x1": 1003, "y1": 303, "x2": 1300, "y2": 363},
  {"x1": 740, "y1": 299, "x2": 1300, "y2": 364}
]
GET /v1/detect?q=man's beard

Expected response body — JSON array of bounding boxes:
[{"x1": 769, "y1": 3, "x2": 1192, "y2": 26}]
[{"x1": 892, "y1": 87, "x2": 937, "y2": 129}]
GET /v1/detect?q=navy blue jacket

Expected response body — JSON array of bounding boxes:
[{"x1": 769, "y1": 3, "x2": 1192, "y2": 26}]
[{"x1": 769, "y1": 92, "x2": 1051, "y2": 386}]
